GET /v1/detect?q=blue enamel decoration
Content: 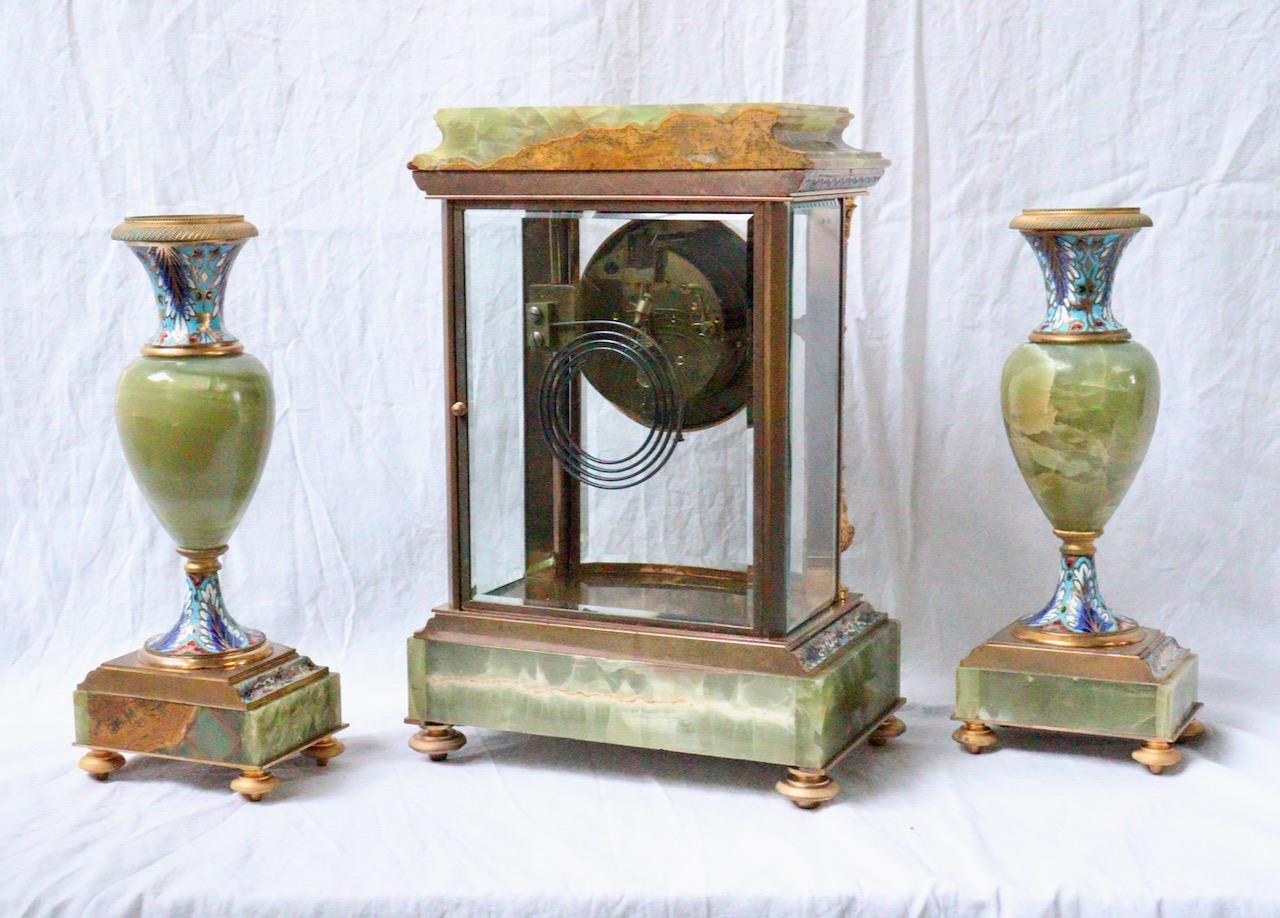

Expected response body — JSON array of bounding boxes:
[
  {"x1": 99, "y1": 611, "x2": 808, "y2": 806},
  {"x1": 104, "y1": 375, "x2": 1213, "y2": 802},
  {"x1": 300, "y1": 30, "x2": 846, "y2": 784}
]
[
  {"x1": 1023, "y1": 231, "x2": 1135, "y2": 336},
  {"x1": 144, "y1": 571, "x2": 264, "y2": 656},
  {"x1": 1022, "y1": 554, "x2": 1136, "y2": 634},
  {"x1": 126, "y1": 241, "x2": 245, "y2": 349}
]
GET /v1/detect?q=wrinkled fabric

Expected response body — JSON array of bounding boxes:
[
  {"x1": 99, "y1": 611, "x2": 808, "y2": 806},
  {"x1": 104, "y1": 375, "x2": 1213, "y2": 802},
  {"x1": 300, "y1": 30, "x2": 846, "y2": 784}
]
[{"x1": 1, "y1": 1, "x2": 1278, "y2": 915}]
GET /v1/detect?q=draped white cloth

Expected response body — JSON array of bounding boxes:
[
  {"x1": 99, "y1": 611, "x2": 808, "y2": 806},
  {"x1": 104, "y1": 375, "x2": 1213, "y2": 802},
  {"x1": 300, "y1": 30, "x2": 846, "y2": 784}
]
[{"x1": 1, "y1": 1, "x2": 1277, "y2": 914}]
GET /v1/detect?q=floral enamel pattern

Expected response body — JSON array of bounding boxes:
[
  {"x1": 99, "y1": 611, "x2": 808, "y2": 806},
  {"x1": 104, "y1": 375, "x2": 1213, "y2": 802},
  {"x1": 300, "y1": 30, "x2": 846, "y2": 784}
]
[
  {"x1": 238, "y1": 656, "x2": 320, "y2": 703},
  {"x1": 126, "y1": 241, "x2": 244, "y2": 348},
  {"x1": 1143, "y1": 635, "x2": 1189, "y2": 679},
  {"x1": 1022, "y1": 554, "x2": 1134, "y2": 634},
  {"x1": 145, "y1": 571, "x2": 264, "y2": 655},
  {"x1": 794, "y1": 603, "x2": 886, "y2": 671},
  {"x1": 1022, "y1": 231, "x2": 1134, "y2": 336}
]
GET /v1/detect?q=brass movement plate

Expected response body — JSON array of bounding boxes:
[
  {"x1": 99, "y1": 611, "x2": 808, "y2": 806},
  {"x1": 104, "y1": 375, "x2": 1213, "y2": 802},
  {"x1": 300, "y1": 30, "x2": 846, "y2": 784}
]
[
  {"x1": 578, "y1": 219, "x2": 751, "y2": 430},
  {"x1": 578, "y1": 218, "x2": 747, "y2": 430}
]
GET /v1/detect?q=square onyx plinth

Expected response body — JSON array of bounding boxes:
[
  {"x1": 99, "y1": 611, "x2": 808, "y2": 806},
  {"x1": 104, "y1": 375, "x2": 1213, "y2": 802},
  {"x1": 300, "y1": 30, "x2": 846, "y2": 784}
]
[
  {"x1": 74, "y1": 645, "x2": 343, "y2": 768},
  {"x1": 955, "y1": 623, "x2": 1198, "y2": 742},
  {"x1": 409, "y1": 613, "x2": 901, "y2": 770}
]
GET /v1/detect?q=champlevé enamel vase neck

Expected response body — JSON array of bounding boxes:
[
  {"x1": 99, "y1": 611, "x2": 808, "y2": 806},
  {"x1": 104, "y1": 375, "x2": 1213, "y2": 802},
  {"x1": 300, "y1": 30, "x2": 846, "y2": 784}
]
[
  {"x1": 112, "y1": 215, "x2": 275, "y2": 666},
  {"x1": 1000, "y1": 208, "x2": 1159, "y2": 645}
]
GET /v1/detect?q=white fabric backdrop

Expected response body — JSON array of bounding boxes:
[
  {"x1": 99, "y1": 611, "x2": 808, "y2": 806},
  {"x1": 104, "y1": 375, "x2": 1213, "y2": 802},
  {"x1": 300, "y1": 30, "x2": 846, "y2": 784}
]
[{"x1": 2, "y1": 2, "x2": 1278, "y2": 915}]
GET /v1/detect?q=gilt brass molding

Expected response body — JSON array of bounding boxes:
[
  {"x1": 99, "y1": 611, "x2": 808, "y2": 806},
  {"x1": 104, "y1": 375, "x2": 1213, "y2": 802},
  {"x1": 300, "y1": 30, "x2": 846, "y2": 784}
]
[
  {"x1": 1029, "y1": 329, "x2": 1132, "y2": 345},
  {"x1": 1009, "y1": 207, "x2": 1152, "y2": 232},
  {"x1": 177, "y1": 545, "x2": 228, "y2": 577},
  {"x1": 140, "y1": 641, "x2": 273, "y2": 670},
  {"x1": 1011, "y1": 621, "x2": 1146, "y2": 648},
  {"x1": 961, "y1": 622, "x2": 1188, "y2": 683},
  {"x1": 111, "y1": 214, "x2": 259, "y2": 244},
  {"x1": 421, "y1": 596, "x2": 883, "y2": 678},
  {"x1": 1053, "y1": 529, "x2": 1101, "y2": 557},
  {"x1": 80, "y1": 644, "x2": 323, "y2": 709},
  {"x1": 141, "y1": 341, "x2": 246, "y2": 358}
]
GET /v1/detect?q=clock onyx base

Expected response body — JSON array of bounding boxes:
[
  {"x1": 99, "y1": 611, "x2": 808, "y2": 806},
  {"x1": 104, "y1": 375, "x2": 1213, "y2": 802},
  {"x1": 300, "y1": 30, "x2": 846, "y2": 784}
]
[{"x1": 408, "y1": 600, "x2": 904, "y2": 808}]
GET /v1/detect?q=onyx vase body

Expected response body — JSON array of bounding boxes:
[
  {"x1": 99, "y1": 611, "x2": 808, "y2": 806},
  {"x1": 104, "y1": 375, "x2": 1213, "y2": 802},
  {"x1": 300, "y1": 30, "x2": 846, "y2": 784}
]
[
  {"x1": 111, "y1": 217, "x2": 272, "y2": 659},
  {"x1": 1001, "y1": 219, "x2": 1158, "y2": 635}
]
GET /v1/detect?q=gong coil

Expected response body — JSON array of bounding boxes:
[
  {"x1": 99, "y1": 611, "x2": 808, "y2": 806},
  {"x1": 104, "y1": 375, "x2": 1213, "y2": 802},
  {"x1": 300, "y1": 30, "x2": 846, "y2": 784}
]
[{"x1": 538, "y1": 321, "x2": 684, "y2": 490}]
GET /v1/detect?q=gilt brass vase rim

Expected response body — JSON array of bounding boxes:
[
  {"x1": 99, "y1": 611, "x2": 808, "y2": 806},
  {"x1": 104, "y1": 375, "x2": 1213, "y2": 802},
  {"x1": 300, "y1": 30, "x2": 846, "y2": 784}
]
[
  {"x1": 111, "y1": 214, "x2": 259, "y2": 243},
  {"x1": 1010, "y1": 208, "x2": 1152, "y2": 232}
]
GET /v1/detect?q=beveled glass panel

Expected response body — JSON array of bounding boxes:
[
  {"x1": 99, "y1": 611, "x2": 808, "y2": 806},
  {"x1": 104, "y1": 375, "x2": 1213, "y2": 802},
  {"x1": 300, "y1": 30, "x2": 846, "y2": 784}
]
[
  {"x1": 786, "y1": 200, "x2": 842, "y2": 631},
  {"x1": 462, "y1": 209, "x2": 527, "y2": 598},
  {"x1": 462, "y1": 208, "x2": 755, "y2": 629}
]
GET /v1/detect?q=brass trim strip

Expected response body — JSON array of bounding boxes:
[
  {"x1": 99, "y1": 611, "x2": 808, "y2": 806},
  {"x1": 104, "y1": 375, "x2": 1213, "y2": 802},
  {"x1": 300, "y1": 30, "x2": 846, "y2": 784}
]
[
  {"x1": 427, "y1": 193, "x2": 796, "y2": 202},
  {"x1": 414, "y1": 169, "x2": 875, "y2": 201},
  {"x1": 441, "y1": 590, "x2": 865, "y2": 650},
  {"x1": 1029, "y1": 329, "x2": 1131, "y2": 344},
  {"x1": 141, "y1": 341, "x2": 246, "y2": 358},
  {"x1": 459, "y1": 596, "x2": 758, "y2": 637},
  {"x1": 419, "y1": 601, "x2": 881, "y2": 677},
  {"x1": 574, "y1": 562, "x2": 750, "y2": 589}
]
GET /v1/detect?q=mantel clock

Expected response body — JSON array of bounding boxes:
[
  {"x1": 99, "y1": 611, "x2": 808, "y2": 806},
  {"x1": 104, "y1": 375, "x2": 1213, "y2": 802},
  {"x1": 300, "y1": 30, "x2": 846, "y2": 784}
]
[{"x1": 405, "y1": 104, "x2": 903, "y2": 807}]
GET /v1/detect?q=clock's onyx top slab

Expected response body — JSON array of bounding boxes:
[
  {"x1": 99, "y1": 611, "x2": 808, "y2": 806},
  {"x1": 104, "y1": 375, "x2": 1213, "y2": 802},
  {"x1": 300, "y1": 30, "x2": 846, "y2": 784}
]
[{"x1": 410, "y1": 103, "x2": 889, "y2": 178}]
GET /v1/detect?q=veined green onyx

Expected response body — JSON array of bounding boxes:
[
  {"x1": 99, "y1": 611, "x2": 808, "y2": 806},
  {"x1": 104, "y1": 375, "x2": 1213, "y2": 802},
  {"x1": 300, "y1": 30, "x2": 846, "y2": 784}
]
[
  {"x1": 1001, "y1": 341, "x2": 1159, "y2": 532},
  {"x1": 115, "y1": 354, "x2": 274, "y2": 549}
]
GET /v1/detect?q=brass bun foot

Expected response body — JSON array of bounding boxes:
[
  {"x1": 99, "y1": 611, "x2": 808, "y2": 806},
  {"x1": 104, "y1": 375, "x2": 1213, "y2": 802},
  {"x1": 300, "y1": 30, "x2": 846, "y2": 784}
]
[
  {"x1": 775, "y1": 767, "x2": 840, "y2": 810},
  {"x1": 868, "y1": 715, "x2": 906, "y2": 747},
  {"x1": 79, "y1": 748, "x2": 126, "y2": 781},
  {"x1": 409, "y1": 723, "x2": 467, "y2": 762},
  {"x1": 1179, "y1": 719, "x2": 1205, "y2": 742},
  {"x1": 230, "y1": 768, "x2": 279, "y2": 802},
  {"x1": 953, "y1": 722, "x2": 998, "y2": 755},
  {"x1": 300, "y1": 735, "x2": 345, "y2": 767},
  {"x1": 1132, "y1": 740, "x2": 1182, "y2": 775}
]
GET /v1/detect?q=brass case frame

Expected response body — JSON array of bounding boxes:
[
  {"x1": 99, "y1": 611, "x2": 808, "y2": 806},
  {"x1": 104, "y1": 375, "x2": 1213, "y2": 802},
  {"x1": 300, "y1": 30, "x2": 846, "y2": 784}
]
[{"x1": 416, "y1": 168, "x2": 871, "y2": 641}]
